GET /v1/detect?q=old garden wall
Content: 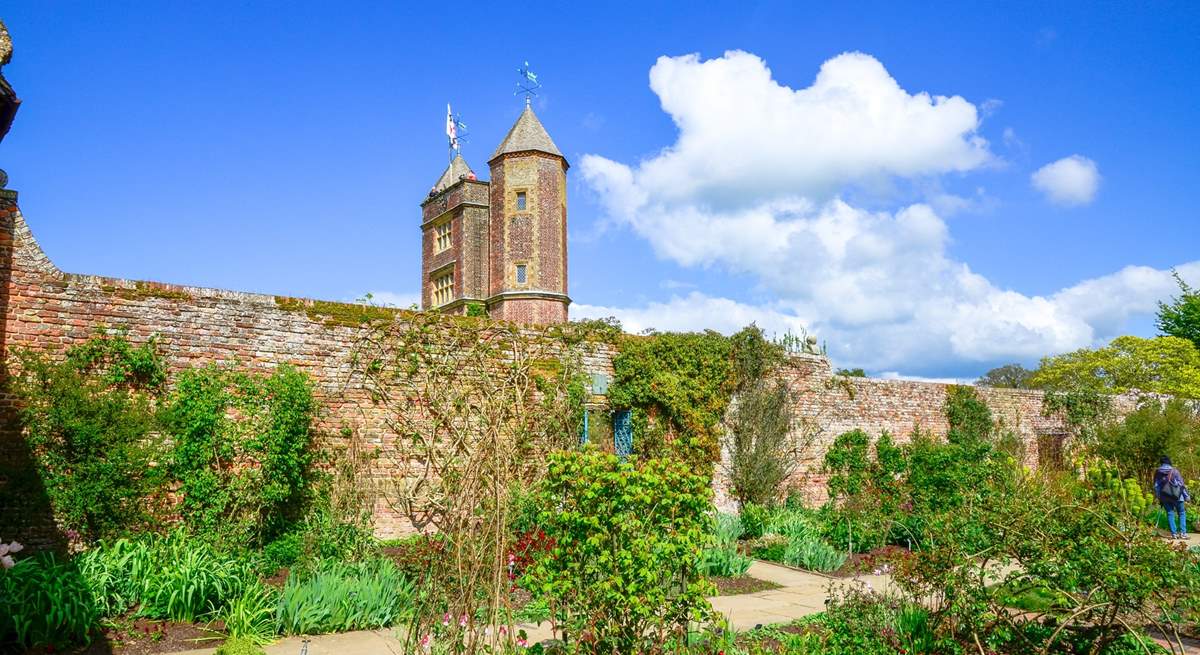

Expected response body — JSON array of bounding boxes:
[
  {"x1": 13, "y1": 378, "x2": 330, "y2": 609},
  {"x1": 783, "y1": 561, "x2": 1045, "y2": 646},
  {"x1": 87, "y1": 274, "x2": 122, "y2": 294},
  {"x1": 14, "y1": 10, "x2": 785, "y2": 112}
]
[{"x1": 0, "y1": 191, "x2": 1110, "y2": 541}]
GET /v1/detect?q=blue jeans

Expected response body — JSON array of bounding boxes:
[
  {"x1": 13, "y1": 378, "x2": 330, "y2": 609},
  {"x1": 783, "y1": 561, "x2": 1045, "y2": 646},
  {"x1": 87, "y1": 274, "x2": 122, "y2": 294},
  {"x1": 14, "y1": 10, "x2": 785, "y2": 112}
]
[{"x1": 1162, "y1": 500, "x2": 1187, "y2": 535}]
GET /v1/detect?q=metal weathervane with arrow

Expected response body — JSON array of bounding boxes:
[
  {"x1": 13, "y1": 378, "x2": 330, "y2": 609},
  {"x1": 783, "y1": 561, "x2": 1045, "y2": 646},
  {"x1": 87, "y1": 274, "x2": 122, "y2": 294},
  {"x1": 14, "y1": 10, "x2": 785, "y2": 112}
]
[{"x1": 515, "y1": 61, "x2": 541, "y2": 105}]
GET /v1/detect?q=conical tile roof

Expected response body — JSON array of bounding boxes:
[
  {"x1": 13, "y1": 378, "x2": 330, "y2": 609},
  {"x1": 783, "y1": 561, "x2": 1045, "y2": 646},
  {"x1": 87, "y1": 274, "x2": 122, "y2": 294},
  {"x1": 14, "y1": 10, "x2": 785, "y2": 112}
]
[
  {"x1": 432, "y1": 153, "x2": 475, "y2": 193},
  {"x1": 490, "y1": 105, "x2": 563, "y2": 161}
]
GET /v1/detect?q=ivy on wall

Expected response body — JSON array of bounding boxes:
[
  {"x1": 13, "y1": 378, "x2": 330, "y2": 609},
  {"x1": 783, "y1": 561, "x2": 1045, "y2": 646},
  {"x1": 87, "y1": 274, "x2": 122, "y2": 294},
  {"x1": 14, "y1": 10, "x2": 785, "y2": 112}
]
[
  {"x1": 163, "y1": 364, "x2": 318, "y2": 549},
  {"x1": 607, "y1": 325, "x2": 788, "y2": 471}
]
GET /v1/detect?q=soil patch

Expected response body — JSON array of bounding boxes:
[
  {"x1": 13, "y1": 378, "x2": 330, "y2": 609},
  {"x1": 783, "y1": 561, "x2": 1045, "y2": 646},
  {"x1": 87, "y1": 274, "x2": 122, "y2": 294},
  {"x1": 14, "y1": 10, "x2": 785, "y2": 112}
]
[
  {"x1": 710, "y1": 575, "x2": 783, "y2": 596},
  {"x1": 20, "y1": 617, "x2": 222, "y2": 655},
  {"x1": 831, "y1": 545, "x2": 910, "y2": 577}
]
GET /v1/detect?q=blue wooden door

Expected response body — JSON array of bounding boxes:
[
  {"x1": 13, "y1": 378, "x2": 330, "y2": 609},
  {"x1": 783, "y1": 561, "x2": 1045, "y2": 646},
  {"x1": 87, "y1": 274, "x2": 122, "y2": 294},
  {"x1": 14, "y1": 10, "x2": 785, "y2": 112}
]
[{"x1": 613, "y1": 410, "x2": 632, "y2": 458}]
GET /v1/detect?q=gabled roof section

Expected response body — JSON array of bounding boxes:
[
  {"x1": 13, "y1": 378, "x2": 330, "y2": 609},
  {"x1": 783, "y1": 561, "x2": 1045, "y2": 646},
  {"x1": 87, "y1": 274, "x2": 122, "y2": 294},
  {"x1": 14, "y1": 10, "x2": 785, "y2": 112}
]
[
  {"x1": 432, "y1": 153, "x2": 475, "y2": 193},
  {"x1": 490, "y1": 105, "x2": 563, "y2": 162}
]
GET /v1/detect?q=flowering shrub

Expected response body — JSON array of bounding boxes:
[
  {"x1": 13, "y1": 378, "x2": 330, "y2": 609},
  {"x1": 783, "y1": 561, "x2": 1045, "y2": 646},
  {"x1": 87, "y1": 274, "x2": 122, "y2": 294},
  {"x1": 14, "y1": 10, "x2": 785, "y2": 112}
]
[
  {"x1": 527, "y1": 450, "x2": 714, "y2": 653},
  {"x1": 0, "y1": 539, "x2": 23, "y2": 569}
]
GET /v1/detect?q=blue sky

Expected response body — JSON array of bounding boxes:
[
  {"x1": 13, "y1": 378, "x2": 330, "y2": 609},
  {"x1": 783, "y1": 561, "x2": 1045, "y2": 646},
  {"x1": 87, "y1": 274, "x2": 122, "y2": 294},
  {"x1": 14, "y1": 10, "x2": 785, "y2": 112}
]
[{"x1": 1, "y1": 1, "x2": 1197, "y2": 378}]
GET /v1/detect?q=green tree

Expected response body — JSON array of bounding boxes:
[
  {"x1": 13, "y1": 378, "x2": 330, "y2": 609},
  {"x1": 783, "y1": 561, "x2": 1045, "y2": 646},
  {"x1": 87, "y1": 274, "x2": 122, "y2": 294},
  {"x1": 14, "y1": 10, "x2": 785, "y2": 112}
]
[
  {"x1": 1156, "y1": 269, "x2": 1200, "y2": 349},
  {"x1": 1095, "y1": 398, "x2": 1200, "y2": 481},
  {"x1": 835, "y1": 367, "x2": 866, "y2": 377},
  {"x1": 1029, "y1": 335, "x2": 1200, "y2": 398},
  {"x1": 975, "y1": 363, "x2": 1032, "y2": 389}
]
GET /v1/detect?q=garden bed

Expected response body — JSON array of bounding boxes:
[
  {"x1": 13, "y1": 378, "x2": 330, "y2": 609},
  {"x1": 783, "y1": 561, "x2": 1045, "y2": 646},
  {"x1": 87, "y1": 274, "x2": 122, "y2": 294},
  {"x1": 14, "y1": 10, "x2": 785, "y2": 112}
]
[
  {"x1": 18, "y1": 617, "x2": 219, "y2": 655},
  {"x1": 709, "y1": 575, "x2": 782, "y2": 596}
]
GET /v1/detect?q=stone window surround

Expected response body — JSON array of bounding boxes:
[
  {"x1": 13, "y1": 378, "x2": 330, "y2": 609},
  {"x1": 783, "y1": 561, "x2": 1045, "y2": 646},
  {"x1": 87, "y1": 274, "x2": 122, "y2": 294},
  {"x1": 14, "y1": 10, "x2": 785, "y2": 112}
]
[
  {"x1": 431, "y1": 263, "x2": 455, "y2": 306},
  {"x1": 434, "y1": 220, "x2": 452, "y2": 254}
]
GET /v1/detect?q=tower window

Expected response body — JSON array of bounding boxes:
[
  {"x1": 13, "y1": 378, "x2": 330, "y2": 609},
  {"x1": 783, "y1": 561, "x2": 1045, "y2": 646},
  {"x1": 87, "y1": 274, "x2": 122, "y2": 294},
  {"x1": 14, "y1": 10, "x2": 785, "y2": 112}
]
[
  {"x1": 432, "y1": 271, "x2": 454, "y2": 306},
  {"x1": 434, "y1": 221, "x2": 452, "y2": 253},
  {"x1": 515, "y1": 191, "x2": 527, "y2": 211},
  {"x1": 516, "y1": 264, "x2": 527, "y2": 284}
]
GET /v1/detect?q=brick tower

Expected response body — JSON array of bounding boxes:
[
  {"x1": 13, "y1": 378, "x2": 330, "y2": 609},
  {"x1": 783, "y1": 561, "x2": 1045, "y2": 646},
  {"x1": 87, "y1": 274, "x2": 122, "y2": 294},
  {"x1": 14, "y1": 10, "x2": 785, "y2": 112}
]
[
  {"x1": 419, "y1": 153, "x2": 490, "y2": 314},
  {"x1": 420, "y1": 103, "x2": 570, "y2": 325},
  {"x1": 485, "y1": 104, "x2": 570, "y2": 324}
]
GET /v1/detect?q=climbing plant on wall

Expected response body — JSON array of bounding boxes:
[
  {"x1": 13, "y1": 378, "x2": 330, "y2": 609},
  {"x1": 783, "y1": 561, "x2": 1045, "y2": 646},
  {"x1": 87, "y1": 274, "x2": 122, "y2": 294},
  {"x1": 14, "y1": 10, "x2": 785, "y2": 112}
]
[
  {"x1": 607, "y1": 330, "x2": 734, "y2": 468},
  {"x1": 163, "y1": 363, "x2": 318, "y2": 550},
  {"x1": 14, "y1": 332, "x2": 168, "y2": 542},
  {"x1": 607, "y1": 323, "x2": 806, "y2": 478}
]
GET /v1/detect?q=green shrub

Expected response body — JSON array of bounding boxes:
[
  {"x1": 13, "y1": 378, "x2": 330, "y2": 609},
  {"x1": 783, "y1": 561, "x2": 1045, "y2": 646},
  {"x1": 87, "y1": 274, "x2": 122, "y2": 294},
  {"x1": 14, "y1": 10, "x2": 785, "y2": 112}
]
[
  {"x1": 764, "y1": 507, "x2": 817, "y2": 540},
  {"x1": 527, "y1": 450, "x2": 713, "y2": 653},
  {"x1": 782, "y1": 536, "x2": 846, "y2": 573},
  {"x1": 215, "y1": 636, "x2": 266, "y2": 655},
  {"x1": 0, "y1": 553, "x2": 99, "y2": 649},
  {"x1": 1095, "y1": 398, "x2": 1200, "y2": 481},
  {"x1": 740, "y1": 502, "x2": 771, "y2": 539},
  {"x1": 13, "y1": 333, "x2": 167, "y2": 541},
  {"x1": 164, "y1": 364, "x2": 318, "y2": 550},
  {"x1": 698, "y1": 544, "x2": 752, "y2": 578},
  {"x1": 748, "y1": 534, "x2": 788, "y2": 562},
  {"x1": 275, "y1": 558, "x2": 414, "y2": 635}
]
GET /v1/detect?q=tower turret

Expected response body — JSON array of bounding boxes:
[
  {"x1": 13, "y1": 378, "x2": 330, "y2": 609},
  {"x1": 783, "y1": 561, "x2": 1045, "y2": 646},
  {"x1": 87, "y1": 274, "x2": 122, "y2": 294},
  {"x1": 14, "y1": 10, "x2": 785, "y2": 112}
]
[
  {"x1": 485, "y1": 105, "x2": 569, "y2": 324},
  {"x1": 420, "y1": 153, "x2": 490, "y2": 313}
]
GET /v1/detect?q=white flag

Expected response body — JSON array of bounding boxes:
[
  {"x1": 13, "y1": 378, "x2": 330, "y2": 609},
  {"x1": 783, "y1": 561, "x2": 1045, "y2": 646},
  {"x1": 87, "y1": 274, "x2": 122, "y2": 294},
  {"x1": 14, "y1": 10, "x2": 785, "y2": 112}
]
[{"x1": 446, "y1": 103, "x2": 458, "y2": 150}]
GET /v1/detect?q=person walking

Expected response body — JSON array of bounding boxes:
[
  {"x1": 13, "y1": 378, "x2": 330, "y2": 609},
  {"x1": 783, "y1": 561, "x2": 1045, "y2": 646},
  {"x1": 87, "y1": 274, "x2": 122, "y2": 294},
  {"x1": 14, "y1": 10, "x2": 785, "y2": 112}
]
[{"x1": 1154, "y1": 456, "x2": 1190, "y2": 540}]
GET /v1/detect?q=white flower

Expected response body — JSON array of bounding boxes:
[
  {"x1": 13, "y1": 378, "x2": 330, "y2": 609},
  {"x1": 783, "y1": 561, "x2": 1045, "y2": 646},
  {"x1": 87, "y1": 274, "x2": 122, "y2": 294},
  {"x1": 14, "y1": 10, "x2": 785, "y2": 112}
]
[{"x1": 1, "y1": 555, "x2": 14, "y2": 569}]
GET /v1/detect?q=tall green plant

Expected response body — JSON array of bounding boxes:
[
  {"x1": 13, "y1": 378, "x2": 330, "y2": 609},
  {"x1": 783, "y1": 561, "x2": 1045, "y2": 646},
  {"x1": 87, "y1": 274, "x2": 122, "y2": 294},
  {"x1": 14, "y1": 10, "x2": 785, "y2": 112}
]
[
  {"x1": 13, "y1": 333, "x2": 167, "y2": 541},
  {"x1": 528, "y1": 450, "x2": 714, "y2": 653}
]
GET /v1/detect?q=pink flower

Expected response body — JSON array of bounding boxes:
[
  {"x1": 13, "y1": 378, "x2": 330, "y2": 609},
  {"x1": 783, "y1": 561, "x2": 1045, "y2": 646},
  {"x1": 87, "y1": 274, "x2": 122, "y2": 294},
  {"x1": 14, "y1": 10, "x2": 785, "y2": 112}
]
[
  {"x1": 517, "y1": 637, "x2": 528, "y2": 648},
  {"x1": 419, "y1": 633, "x2": 432, "y2": 651},
  {"x1": 459, "y1": 613, "x2": 468, "y2": 627},
  {"x1": 499, "y1": 626, "x2": 507, "y2": 636},
  {"x1": 442, "y1": 612, "x2": 451, "y2": 626}
]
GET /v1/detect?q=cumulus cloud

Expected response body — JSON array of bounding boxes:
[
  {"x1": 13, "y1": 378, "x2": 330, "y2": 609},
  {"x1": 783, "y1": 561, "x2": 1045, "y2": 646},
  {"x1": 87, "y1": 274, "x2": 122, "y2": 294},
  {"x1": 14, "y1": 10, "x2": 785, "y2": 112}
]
[
  {"x1": 1031, "y1": 155, "x2": 1101, "y2": 206},
  {"x1": 585, "y1": 50, "x2": 992, "y2": 210},
  {"x1": 578, "y1": 50, "x2": 1192, "y2": 373}
]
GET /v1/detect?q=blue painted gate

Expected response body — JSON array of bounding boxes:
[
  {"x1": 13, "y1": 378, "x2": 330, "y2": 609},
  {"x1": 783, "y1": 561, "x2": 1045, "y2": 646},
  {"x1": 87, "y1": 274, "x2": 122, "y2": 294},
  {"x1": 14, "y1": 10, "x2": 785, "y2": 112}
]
[{"x1": 613, "y1": 409, "x2": 632, "y2": 458}]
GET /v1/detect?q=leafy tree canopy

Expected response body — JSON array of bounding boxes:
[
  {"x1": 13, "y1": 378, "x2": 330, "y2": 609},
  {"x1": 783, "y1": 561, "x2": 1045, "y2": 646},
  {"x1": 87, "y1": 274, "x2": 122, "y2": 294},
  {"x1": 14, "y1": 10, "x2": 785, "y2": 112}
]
[
  {"x1": 1029, "y1": 335, "x2": 1200, "y2": 398},
  {"x1": 835, "y1": 368, "x2": 866, "y2": 377},
  {"x1": 976, "y1": 363, "x2": 1032, "y2": 389},
  {"x1": 1156, "y1": 269, "x2": 1200, "y2": 350}
]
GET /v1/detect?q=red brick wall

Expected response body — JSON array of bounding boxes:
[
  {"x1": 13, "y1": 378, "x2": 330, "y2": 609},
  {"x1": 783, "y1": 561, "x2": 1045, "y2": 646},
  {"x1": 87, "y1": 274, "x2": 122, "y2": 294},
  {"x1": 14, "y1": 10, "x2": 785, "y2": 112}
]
[{"x1": 0, "y1": 194, "x2": 611, "y2": 546}]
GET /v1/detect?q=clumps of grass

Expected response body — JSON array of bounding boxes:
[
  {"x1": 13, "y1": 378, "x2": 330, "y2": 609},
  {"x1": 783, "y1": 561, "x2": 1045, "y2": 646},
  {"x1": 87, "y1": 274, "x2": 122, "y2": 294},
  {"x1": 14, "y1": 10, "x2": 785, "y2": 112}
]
[
  {"x1": 275, "y1": 558, "x2": 414, "y2": 635},
  {"x1": 0, "y1": 553, "x2": 99, "y2": 649},
  {"x1": 699, "y1": 513, "x2": 752, "y2": 578}
]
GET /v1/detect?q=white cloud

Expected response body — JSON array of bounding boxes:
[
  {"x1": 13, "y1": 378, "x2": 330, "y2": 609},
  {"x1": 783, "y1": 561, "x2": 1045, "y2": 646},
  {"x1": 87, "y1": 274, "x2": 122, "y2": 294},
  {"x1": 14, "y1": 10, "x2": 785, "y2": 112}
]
[
  {"x1": 1031, "y1": 155, "x2": 1101, "y2": 206},
  {"x1": 584, "y1": 50, "x2": 992, "y2": 211},
  {"x1": 578, "y1": 50, "x2": 1192, "y2": 373}
]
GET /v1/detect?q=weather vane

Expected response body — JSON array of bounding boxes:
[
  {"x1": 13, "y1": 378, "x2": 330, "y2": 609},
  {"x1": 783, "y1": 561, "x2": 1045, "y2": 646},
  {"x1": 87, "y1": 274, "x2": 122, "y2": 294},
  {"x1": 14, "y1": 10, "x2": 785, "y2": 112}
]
[
  {"x1": 515, "y1": 61, "x2": 541, "y2": 105},
  {"x1": 444, "y1": 103, "x2": 469, "y2": 161}
]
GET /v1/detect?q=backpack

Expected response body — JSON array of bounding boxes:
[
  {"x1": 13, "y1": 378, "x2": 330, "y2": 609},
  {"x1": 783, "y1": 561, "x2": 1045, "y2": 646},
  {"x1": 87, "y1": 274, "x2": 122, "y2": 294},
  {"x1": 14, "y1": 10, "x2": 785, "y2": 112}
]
[{"x1": 1161, "y1": 470, "x2": 1185, "y2": 501}]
